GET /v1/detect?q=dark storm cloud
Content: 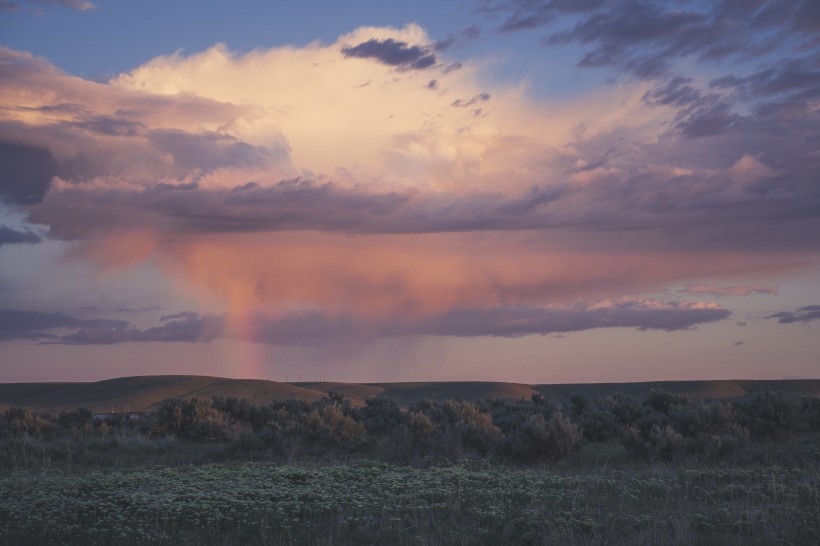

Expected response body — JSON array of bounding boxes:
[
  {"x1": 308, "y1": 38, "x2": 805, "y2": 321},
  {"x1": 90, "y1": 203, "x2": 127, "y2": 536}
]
[
  {"x1": 0, "y1": 141, "x2": 57, "y2": 204},
  {"x1": 0, "y1": 225, "x2": 40, "y2": 246},
  {"x1": 768, "y1": 305, "x2": 820, "y2": 324},
  {"x1": 19, "y1": 300, "x2": 731, "y2": 346},
  {"x1": 0, "y1": 308, "x2": 127, "y2": 341},
  {"x1": 341, "y1": 38, "x2": 436, "y2": 70}
]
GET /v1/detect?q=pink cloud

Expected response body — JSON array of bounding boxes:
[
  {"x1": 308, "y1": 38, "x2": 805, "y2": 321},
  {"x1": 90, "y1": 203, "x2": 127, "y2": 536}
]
[{"x1": 683, "y1": 284, "x2": 778, "y2": 297}]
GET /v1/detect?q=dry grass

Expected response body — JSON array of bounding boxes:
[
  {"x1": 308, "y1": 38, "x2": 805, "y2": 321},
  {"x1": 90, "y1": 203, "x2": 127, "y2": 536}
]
[{"x1": 2, "y1": 376, "x2": 819, "y2": 414}]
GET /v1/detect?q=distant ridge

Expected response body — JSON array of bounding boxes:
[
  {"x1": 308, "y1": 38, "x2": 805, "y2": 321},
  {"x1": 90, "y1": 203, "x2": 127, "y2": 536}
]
[{"x1": 1, "y1": 375, "x2": 819, "y2": 413}]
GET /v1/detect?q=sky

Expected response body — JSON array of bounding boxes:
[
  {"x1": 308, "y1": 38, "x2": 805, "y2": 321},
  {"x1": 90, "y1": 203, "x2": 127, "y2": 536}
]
[{"x1": 0, "y1": 0, "x2": 818, "y2": 384}]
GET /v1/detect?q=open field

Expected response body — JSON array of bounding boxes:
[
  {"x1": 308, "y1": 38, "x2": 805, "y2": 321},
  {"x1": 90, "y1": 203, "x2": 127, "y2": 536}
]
[
  {"x1": 2, "y1": 375, "x2": 820, "y2": 413},
  {"x1": 3, "y1": 379, "x2": 820, "y2": 544},
  {"x1": 1, "y1": 460, "x2": 818, "y2": 545}
]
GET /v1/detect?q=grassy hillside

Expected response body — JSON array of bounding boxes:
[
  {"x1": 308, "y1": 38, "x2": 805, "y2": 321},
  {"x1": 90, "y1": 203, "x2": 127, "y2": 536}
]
[
  {"x1": 0, "y1": 376, "x2": 327, "y2": 413},
  {"x1": 1, "y1": 375, "x2": 819, "y2": 413}
]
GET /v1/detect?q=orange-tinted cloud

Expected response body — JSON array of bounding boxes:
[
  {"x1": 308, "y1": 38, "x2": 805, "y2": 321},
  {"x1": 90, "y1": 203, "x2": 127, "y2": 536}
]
[{"x1": 65, "y1": 230, "x2": 794, "y2": 321}]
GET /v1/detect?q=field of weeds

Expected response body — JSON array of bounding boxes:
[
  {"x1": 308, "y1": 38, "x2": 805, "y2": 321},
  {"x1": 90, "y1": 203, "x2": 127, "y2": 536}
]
[{"x1": 1, "y1": 461, "x2": 818, "y2": 545}]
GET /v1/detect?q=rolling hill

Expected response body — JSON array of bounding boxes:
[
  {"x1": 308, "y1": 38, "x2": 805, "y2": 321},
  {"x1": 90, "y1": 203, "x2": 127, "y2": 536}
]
[{"x1": 0, "y1": 375, "x2": 819, "y2": 414}]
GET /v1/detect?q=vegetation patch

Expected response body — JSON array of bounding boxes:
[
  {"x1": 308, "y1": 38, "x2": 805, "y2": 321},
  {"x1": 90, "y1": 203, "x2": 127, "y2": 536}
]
[{"x1": 1, "y1": 461, "x2": 818, "y2": 545}]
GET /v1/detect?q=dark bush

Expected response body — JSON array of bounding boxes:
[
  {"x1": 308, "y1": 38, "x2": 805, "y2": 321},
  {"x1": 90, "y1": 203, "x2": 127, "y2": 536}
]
[
  {"x1": 645, "y1": 389, "x2": 690, "y2": 414},
  {"x1": 626, "y1": 422, "x2": 686, "y2": 461},
  {"x1": 799, "y1": 397, "x2": 820, "y2": 432},
  {"x1": 356, "y1": 397, "x2": 405, "y2": 435},
  {"x1": 2, "y1": 408, "x2": 55, "y2": 437},
  {"x1": 736, "y1": 391, "x2": 800, "y2": 439},
  {"x1": 506, "y1": 412, "x2": 582, "y2": 463},
  {"x1": 157, "y1": 397, "x2": 229, "y2": 440},
  {"x1": 58, "y1": 408, "x2": 93, "y2": 431}
]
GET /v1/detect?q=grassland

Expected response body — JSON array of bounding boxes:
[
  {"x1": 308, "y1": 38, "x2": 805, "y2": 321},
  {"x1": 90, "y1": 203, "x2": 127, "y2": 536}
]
[
  {"x1": 2, "y1": 376, "x2": 820, "y2": 544},
  {"x1": 2, "y1": 375, "x2": 819, "y2": 413},
  {"x1": 2, "y1": 460, "x2": 818, "y2": 545}
]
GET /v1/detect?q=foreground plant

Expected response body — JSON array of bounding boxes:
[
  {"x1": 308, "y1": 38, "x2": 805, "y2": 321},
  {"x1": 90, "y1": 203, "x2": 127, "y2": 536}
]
[{"x1": 1, "y1": 461, "x2": 817, "y2": 545}]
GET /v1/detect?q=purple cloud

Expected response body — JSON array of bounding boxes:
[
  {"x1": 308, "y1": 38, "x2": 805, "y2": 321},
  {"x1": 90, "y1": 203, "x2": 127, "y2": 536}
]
[
  {"x1": 0, "y1": 308, "x2": 128, "y2": 341},
  {"x1": 768, "y1": 305, "x2": 820, "y2": 324},
  {"x1": 342, "y1": 38, "x2": 436, "y2": 70},
  {"x1": 0, "y1": 225, "x2": 40, "y2": 246},
  {"x1": 15, "y1": 299, "x2": 730, "y2": 347},
  {"x1": 0, "y1": 141, "x2": 57, "y2": 204}
]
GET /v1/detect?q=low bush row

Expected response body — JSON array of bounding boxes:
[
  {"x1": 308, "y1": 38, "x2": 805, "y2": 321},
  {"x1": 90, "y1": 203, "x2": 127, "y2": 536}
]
[{"x1": 2, "y1": 389, "x2": 819, "y2": 468}]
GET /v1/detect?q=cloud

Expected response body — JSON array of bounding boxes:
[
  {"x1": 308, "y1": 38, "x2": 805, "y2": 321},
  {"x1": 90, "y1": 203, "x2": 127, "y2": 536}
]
[
  {"x1": 28, "y1": 166, "x2": 820, "y2": 253},
  {"x1": 487, "y1": 0, "x2": 820, "y2": 150},
  {"x1": 18, "y1": 298, "x2": 730, "y2": 346},
  {"x1": 407, "y1": 300, "x2": 730, "y2": 337},
  {"x1": 451, "y1": 93, "x2": 491, "y2": 107},
  {"x1": 58, "y1": 229, "x2": 785, "y2": 327},
  {"x1": 0, "y1": 308, "x2": 127, "y2": 341},
  {"x1": 58, "y1": 313, "x2": 224, "y2": 345},
  {"x1": 683, "y1": 285, "x2": 778, "y2": 297},
  {"x1": 341, "y1": 38, "x2": 436, "y2": 70},
  {"x1": 493, "y1": 1, "x2": 816, "y2": 74},
  {"x1": 768, "y1": 305, "x2": 820, "y2": 324},
  {"x1": 2, "y1": 23, "x2": 819, "y2": 337},
  {"x1": 0, "y1": 141, "x2": 57, "y2": 204},
  {"x1": 0, "y1": 224, "x2": 40, "y2": 246},
  {"x1": 30, "y1": 0, "x2": 94, "y2": 10}
]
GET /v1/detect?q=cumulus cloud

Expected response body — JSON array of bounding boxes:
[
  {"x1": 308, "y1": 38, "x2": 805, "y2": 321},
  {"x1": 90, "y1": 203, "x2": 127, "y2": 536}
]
[
  {"x1": 768, "y1": 305, "x2": 820, "y2": 324},
  {"x1": 1, "y1": 22, "x2": 818, "y2": 343}
]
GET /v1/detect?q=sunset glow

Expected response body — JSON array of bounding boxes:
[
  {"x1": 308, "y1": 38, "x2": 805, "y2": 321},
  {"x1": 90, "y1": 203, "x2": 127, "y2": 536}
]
[{"x1": 1, "y1": 1, "x2": 818, "y2": 383}]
